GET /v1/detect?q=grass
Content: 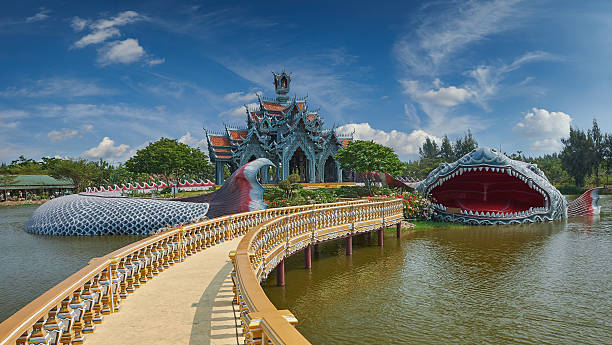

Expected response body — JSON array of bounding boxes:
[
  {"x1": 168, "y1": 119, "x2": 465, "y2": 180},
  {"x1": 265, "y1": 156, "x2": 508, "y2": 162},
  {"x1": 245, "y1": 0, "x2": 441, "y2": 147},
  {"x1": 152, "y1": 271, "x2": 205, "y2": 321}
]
[{"x1": 410, "y1": 220, "x2": 467, "y2": 231}]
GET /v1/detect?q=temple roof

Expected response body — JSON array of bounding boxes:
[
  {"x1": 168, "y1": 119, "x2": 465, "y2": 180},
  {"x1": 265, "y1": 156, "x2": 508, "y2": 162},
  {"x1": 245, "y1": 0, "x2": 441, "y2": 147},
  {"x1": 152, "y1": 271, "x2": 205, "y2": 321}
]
[{"x1": 205, "y1": 72, "x2": 352, "y2": 162}]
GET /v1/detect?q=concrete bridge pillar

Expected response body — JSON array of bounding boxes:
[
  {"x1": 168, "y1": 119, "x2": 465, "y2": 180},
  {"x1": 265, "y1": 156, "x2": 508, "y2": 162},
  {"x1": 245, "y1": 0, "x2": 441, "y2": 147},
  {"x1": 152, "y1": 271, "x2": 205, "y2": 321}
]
[
  {"x1": 377, "y1": 228, "x2": 384, "y2": 246},
  {"x1": 396, "y1": 222, "x2": 402, "y2": 238},
  {"x1": 304, "y1": 245, "x2": 311, "y2": 269},
  {"x1": 276, "y1": 259, "x2": 285, "y2": 286},
  {"x1": 346, "y1": 235, "x2": 353, "y2": 255}
]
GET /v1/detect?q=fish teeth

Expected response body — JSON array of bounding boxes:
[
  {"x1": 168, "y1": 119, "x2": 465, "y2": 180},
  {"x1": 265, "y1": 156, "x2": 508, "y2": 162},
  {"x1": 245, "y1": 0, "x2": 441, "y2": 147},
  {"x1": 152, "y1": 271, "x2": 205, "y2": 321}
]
[{"x1": 485, "y1": 167, "x2": 489, "y2": 172}]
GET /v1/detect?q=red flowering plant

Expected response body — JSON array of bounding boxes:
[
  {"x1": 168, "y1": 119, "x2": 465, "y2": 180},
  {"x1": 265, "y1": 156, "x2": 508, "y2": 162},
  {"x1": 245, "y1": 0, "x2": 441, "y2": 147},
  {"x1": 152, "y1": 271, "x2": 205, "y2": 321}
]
[{"x1": 394, "y1": 191, "x2": 435, "y2": 220}]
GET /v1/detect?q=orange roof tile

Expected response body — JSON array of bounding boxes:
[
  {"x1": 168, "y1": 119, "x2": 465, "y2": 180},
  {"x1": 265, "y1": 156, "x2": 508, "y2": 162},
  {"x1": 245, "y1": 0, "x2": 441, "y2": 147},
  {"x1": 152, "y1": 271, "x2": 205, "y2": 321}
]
[
  {"x1": 209, "y1": 136, "x2": 230, "y2": 147},
  {"x1": 228, "y1": 130, "x2": 247, "y2": 140},
  {"x1": 297, "y1": 103, "x2": 305, "y2": 111},
  {"x1": 216, "y1": 154, "x2": 232, "y2": 159},
  {"x1": 342, "y1": 139, "x2": 352, "y2": 147},
  {"x1": 263, "y1": 101, "x2": 285, "y2": 111}
]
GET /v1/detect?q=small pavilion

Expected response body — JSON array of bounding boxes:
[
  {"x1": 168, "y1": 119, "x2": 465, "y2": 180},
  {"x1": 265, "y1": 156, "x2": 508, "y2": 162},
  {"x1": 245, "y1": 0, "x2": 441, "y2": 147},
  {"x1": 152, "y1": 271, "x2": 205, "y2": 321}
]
[{"x1": 205, "y1": 71, "x2": 352, "y2": 184}]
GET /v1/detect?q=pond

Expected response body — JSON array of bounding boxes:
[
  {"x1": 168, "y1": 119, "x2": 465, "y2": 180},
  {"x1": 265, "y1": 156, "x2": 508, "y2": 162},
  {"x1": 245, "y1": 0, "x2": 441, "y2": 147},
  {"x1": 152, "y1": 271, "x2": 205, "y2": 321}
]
[
  {"x1": 264, "y1": 196, "x2": 612, "y2": 344},
  {"x1": 0, "y1": 205, "x2": 142, "y2": 322}
]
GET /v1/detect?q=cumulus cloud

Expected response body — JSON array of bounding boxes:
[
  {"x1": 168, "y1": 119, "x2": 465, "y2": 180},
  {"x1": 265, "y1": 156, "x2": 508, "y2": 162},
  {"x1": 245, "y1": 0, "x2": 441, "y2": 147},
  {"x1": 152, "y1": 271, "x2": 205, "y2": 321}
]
[
  {"x1": 71, "y1": 11, "x2": 156, "y2": 65},
  {"x1": 82, "y1": 124, "x2": 94, "y2": 132},
  {"x1": 401, "y1": 80, "x2": 473, "y2": 107},
  {"x1": 513, "y1": 108, "x2": 572, "y2": 153},
  {"x1": 97, "y1": 38, "x2": 145, "y2": 65},
  {"x1": 179, "y1": 132, "x2": 208, "y2": 151},
  {"x1": 336, "y1": 122, "x2": 439, "y2": 158},
  {"x1": 82, "y1": 137, "x2": 130, "y2": 160},
  {"x1": 48, "y1": 128, "x2": 78, "y2": 142},
  {"x1": 26, "y1": 8, "x2": 50, "y2": 23}
]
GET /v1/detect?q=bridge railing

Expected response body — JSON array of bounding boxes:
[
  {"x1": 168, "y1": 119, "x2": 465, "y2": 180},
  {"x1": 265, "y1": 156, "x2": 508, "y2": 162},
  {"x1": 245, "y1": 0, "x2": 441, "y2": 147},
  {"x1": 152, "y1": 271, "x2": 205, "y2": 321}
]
[
  {"x1": 0, "y1": 200, "x2": 368, "y2": 345},
  {"x1": 232, "y1": 198, "x2": 404, "y2": 344}
]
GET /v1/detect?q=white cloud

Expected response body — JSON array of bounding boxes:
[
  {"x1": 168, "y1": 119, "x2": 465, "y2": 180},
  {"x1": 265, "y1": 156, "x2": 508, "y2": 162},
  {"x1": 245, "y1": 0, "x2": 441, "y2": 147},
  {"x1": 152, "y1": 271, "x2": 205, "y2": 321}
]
[
  {"x1": 26, "y1": 8, "x2": 50, "y2": 23},
  {"x1": 394, "y1": 0, "x2": 524, "y2": 76},
  {"x1": 513, "y1": 108, "x2": 571, "y2": 153},
  {"x1": 467, "y1": 51, "x2": 559, "y2": 106},
  {"x1": 48, "y1": 128, "x2": 78, "y2": 142},
  {"x1": 336, "y1": 122, "x2": 439, "y2": 158},
  {"x1": 0, "y1": 78, "x2": 114, "y2": 98},
  {"x1": 147, "y1": 58, "x2": 165, "y2": 66},
  {"x1": 416, "y1": 85, "x2": 473, "y2": 107},
  {"x1": 400, "y1": 80, "x2": 486, "y2": 135},
  {"x1": 92, "y1": 11, "x2": 142, "y2": 31},
  {"x1": 82, "y1": 137, "x2": 130, "y2": 160},
  {"x1": 530, "y1": 138, "x2": 563, "y2": 152},
  {"x1": 224, "y1": 91, "x2": 260, "y2": 103},
  {"x1": 72, "y1": 11, "x2": 157, "y2": 66},
  {"x1": 219, "y1": 102, "x2": 257, "y2": 121},
  {"x1": 513, "y1": 108, "x2": 571, "y2": 139},
  {"x1": 82, "y1": 124, "x2": 94, "y2": 132},
  {"x1": 74, "y1": 28, "x2": 120, "y2": 48},
  {"x1": 73, "y1": 11, "x2": 143, "y2": 48},
  {"x1": 179, "y1": 132, "x2": 208, "y2": 151},
  {"x1": 97, "y1": 38, "x2": 145, "y2": 65},
  {"x1": 71, "y1": 17, "x2": 87, "y2": 31}
]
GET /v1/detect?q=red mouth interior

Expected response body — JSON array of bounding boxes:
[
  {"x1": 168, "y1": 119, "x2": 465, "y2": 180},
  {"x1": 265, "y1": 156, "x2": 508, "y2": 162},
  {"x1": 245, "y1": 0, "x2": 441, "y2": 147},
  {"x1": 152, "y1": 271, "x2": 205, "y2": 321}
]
[{"x1": 431, "y1": 168, "x2": 546, "y2": 214}]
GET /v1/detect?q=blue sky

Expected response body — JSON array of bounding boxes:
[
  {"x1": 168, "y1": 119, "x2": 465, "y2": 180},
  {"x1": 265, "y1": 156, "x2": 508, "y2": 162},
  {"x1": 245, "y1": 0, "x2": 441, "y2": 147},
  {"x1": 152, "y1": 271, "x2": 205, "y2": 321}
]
[{"x1": 1, "y1": 0, "x2": 611, "y2": 163}]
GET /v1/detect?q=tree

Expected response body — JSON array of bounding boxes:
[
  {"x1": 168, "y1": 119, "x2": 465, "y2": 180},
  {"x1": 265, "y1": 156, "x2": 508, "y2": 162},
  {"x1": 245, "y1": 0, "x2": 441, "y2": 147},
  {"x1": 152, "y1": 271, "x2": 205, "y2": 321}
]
[
  {"x1": 454, "y1": 129, "x2": 478, "y2": 158},
  {"x1": 278, "y1": 173, "x2": 302, "y2": 199},
  {"x1": 48, "y1": 158, "x2": 100, "y2": 193},
  {"x1": 419, "y1": 137, "x2": 439, "y2": 159},
  {"x1": 603, "y1": 134, "x2": 612, "y2": 185},
  {"x1": 335, "y1": 140, "x2": 406, "y2": 189},
  {"x1": 125, "y1": 138, "x2": 214, "y2": 192},
  {"x1": 440, "y1": 135, "x2": 454, "y2": 161},
  {"x1": 560, "y1": 127, "x2": 594, "y2": 187},
  {"x1": 589, "y1": 119, "x2": 604, "y2": 185},
  {"x1": 0, "y1": 174, "x2": 17, "y2": 201}
]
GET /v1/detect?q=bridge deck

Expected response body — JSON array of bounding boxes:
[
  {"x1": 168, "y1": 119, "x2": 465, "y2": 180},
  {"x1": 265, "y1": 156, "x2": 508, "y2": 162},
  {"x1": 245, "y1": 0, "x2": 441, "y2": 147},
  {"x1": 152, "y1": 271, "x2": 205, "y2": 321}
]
[{"x1": 86, "y1": 237, "x2": 243, "y2": 345}]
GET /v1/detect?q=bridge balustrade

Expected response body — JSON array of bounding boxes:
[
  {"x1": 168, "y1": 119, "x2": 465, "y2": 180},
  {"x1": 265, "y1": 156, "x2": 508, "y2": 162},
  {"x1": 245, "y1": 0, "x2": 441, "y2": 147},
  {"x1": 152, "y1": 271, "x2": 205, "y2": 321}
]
[
  {"x1": 231, "y1": 198, "x2": 404, "y2": 344},
  {"x1": 0, "y1": 199, "x2": 368, "y2": 345}
]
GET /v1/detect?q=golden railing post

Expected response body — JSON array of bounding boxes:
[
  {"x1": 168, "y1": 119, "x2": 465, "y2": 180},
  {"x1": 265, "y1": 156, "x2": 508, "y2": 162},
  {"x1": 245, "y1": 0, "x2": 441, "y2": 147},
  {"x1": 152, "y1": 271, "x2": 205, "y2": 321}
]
[
  {"x1": 57, "y1": 296, "x2": 74, "y2": 345},
  {"x1": 69, "y1": 288, "x2": 86, "y2": 345},
  {"x1": 27, "y1": 316, "x2": 49, "y2": 344},
  {"x1": 81, "y1": 280, "x2": 96, "y2": 334}
]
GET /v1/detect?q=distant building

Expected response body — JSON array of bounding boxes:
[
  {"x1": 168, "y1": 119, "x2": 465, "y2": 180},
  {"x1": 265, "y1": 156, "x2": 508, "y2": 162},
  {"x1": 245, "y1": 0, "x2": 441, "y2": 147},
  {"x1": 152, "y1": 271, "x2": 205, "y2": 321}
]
[
  {"x1": 0, "y1": 175, "x2": 74, "y2": 200},
  {"x1": 205, "y1": 71, "x2": 352, "y2": 184}
]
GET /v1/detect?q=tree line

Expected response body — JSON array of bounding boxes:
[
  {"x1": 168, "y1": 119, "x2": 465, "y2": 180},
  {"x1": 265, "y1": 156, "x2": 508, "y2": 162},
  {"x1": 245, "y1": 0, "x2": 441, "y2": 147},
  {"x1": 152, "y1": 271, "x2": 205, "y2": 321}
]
[
  {"x1": 0, "y1": 138, "x2": 215, "y2": 193},
  {"x1": 406, "y1": 119, "x2": 612, "y2": 189}
]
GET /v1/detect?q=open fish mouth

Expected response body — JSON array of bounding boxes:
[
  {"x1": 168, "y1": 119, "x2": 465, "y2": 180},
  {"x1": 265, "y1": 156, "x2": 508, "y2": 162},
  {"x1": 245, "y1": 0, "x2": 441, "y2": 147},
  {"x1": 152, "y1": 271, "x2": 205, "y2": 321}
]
[
  {"x1": 426, "y1": 164, "x2": 550, "y2": 220},
  {"x1": 416, "y1": 147, "x2": 567, "y2": 225}
]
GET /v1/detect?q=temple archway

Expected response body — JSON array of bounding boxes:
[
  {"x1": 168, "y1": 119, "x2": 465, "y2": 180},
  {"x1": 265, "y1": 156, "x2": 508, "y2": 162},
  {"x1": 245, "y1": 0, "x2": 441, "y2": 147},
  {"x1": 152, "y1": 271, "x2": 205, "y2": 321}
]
[
  {"x1": 323, "y1": 156, "x2": 338, "y2": 182},
  {"x1": 289, "y1": 147, "x2": 309, "y2": 182}
]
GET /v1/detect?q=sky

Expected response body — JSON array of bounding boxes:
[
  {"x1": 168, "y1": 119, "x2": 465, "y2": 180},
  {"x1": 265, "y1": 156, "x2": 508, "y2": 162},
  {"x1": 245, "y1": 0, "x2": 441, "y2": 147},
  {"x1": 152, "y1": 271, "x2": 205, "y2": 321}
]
[{"x1": 1, "y1": 0, "x2": 612, "y2": 163}]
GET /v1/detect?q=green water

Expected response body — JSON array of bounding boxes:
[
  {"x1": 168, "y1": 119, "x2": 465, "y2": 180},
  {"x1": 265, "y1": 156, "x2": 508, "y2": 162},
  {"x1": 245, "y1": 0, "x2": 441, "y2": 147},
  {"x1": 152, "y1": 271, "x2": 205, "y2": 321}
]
[
  {"x1": 264, "y1": 197, "x2": 612, "y2": 344},
  {"x1": 0, "y1": 205, "x2": 142, "y2": 322}
]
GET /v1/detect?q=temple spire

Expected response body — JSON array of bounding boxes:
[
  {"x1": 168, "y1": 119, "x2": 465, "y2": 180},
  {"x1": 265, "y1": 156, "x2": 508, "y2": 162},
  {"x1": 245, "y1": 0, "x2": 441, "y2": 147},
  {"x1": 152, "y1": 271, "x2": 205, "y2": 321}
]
[{"x1": 272, "y1": 70, "x2": 291, "y2": 103}]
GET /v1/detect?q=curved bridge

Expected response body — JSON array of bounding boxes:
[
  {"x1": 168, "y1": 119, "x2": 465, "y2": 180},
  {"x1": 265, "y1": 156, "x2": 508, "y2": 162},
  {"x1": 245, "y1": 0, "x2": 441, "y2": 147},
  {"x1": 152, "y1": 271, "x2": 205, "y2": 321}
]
[{"x1": 0, "y1": 198, "x2": 403, "y2": 345}]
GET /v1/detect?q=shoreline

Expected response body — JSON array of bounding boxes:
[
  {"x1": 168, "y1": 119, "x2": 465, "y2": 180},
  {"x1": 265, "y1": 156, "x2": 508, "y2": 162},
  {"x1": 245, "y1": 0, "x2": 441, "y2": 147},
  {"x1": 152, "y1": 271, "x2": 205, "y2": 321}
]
[{"x1": 0, "y1": 200, "x2": 47, "y2": 207}]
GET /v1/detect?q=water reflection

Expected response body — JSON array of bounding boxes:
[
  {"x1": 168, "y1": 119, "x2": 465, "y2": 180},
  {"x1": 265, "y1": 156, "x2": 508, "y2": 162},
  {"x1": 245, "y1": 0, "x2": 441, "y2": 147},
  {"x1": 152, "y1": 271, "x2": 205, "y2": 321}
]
[{"x1": 264, "y1": 196, "x2": 612, "y2": 344}]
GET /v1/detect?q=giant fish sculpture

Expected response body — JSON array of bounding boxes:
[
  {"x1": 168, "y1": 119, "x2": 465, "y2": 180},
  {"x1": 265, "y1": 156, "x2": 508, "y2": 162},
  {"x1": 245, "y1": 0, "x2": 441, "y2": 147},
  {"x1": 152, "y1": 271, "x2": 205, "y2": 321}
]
[
  {"x1": 411, "y1": 147, "x2": 600, "y2": 225},
  {"x1": 26, "y1": 158, "x2": 274, "y2": 235}
]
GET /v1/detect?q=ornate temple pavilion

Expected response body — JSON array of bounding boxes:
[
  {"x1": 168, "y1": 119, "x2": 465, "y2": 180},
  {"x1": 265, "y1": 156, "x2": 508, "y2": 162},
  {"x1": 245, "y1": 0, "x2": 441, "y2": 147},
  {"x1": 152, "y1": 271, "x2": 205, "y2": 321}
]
[{"x1": 205, "y1": 71, "x2": 352, "y2": 184}]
